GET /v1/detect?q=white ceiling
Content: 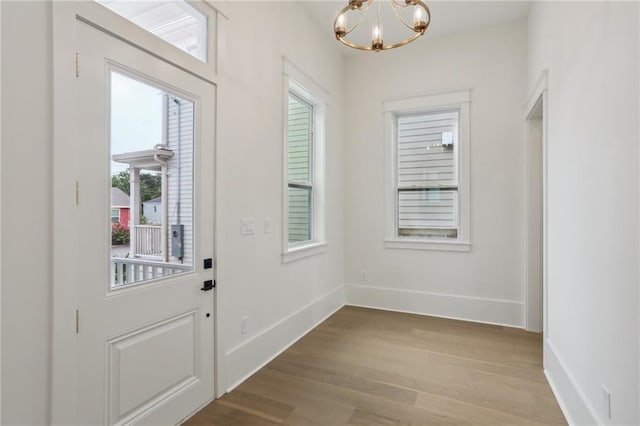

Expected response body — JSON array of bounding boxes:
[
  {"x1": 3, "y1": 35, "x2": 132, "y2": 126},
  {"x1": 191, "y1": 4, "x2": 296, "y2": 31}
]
[{"x1": 300, "y1": 1, "x2": 531, "y2": 55}]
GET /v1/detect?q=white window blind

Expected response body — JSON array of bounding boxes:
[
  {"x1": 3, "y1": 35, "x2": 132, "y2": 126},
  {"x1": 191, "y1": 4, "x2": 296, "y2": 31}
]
[
  {"x1": 396, "y1": 110, "x2": 459, "y2": 239},
  {"x1": 287, "y1": 92, "x2": 313, "y2": 244}
]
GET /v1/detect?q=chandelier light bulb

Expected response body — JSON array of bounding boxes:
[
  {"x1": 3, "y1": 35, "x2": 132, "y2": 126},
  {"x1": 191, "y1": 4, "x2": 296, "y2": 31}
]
[
  {"x1": 335, "y1": 14, "x2": 347, "y2": 37},
  {"x1": 413, "y1": 6, "x2": 427, "y2": 32},
  {"x1": 371, "y1": 24, "x2": 383, "y2": 51}
]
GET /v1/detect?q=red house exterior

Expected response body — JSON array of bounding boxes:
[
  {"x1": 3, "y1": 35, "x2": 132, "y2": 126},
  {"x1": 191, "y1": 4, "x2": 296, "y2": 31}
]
[{"x1": 111, "y1": 187, "x2": 131, "y2": 229}]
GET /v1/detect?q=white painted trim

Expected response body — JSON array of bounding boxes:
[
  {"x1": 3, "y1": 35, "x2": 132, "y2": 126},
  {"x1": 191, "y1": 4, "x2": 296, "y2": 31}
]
[
  {"x1": 544, "y1": 339, "x2": 599, "y2": 425},
  {"x1": 525, "y1": 70, "x2": 548, "y2": 121},
  {"x1": 283, "y1": 58, "x2": 329, "y2": 104},
  {"x1": 383, "y1": 89, "x2": 472, "y2": 250},
  {"x1": 523, "y1": 69, "x2": 548, "y2": 334},
  {"x1": 224, "y1": 286, "x2": 345, "y2": 392},
  {"x1": 281, "y1": 58, "x2": 327, "y2": 259},
  {"x1": 282, "y1": 242, "x2": 328, "y2": 264},
  {"x1": 384, "y1": 89, "x2": 471, "y2": 112},
  {"x1": 0, "y1": 2, "x2": 3, "y2": 421},
  {"x1": 202, "y1": 1, "x2": 229, "y2": 20},
  {"x1": 51, "y1": 3, "x2": 81, "y2": 423},
  {"x1": 213, "y1": 9, "x2": 227, "y2": 401},
  {"x1": 345, "y1": 284, "x2": 524, "y2": 328},
  {"x1": 77, "y1": 1, "x2": 220, "y2": 84},
  {"x1": 383, "y1": 240, "x2": 471, "y2": 252}
]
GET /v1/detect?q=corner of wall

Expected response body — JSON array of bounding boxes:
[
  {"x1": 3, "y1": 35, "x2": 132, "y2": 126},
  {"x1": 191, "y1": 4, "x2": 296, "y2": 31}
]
[
  {"x1": 223, "y1": 286, "x2": 345, "y2": 392},
  {"x1": 544, "y1": 340, "x2": 599, "y2": 425}
]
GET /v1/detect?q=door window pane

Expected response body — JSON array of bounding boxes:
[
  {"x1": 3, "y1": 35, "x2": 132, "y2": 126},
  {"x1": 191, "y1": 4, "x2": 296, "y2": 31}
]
[{"x1": 110, "y1": 71, "x2": 194, "y2": 288}]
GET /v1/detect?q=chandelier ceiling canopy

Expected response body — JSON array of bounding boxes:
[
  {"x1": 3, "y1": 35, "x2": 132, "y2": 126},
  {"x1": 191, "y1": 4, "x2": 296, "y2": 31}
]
[{"x1": 333, "y1": 0, "x2": 431, "y2": 52}]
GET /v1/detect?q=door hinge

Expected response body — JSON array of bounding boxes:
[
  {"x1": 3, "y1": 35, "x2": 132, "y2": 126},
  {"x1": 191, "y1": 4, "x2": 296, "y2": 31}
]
[
  {"x1": 75, "y1": 53, "x2": 80, "y2": 78},
  {"x1": 75, "y1": 181, "x2": 79, "y2": 205},
  {"x1": 75, "y1": 309, "x2": 79, "y2": 334}
]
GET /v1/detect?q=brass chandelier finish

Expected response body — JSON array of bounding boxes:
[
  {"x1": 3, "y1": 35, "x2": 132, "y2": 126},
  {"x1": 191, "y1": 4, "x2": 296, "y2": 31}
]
[{"x1": 334, "y1": 0, "x2": 431, "y2": 52}]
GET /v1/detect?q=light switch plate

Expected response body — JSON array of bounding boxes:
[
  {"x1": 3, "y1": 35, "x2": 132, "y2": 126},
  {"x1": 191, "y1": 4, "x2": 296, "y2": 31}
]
[{"x1": 241, "y1": 218, "x2": 255, "y2": 235}]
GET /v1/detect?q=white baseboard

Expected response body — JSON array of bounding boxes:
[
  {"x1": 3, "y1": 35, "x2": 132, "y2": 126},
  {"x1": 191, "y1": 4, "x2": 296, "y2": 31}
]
[
  {"x1": 224, "y1": 286, "x2": 345, "y2": 392},
  {"x1": 544, "y1": 339, "x2": 599, "y2": 426},
  {"x1": 345, "y1": 284, "x2": 524, "y2": 328}
]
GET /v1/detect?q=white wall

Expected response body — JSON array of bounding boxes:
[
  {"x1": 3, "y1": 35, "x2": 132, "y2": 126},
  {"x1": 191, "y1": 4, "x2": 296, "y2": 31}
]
[
  {"x1": 216, "y1": 2, "x2": 345, "y2": 390},
  {"x1": 527, "y1": 2, "x2": 639, "y2": 425},
  {"x1": 1, "y1": 1, "x2": 52, "y2": 424},
  {"x1": 343, "y1": 20, "x2": 528, "y2": 327}
]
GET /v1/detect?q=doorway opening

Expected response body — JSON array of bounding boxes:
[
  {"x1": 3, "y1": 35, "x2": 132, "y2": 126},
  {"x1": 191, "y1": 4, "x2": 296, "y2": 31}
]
[{"x1": 525, "y1": 90, "x2": 546, "y2": 333}]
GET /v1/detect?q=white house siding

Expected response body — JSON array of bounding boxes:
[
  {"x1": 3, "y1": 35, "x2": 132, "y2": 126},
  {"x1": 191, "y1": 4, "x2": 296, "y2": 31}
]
[
  {"x1": 142, "y1": 198, "x2": 161, "y2": 224},
  {"x1": 287, "y1": 94, "x2": 311, "y2": 243},
  {"x1": 166, "y1": 94, "x2": 193, "y2": 266}
]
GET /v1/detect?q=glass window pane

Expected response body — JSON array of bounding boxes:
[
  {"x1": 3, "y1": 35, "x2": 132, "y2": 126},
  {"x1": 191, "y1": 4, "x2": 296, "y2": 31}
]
[
  {"x1": 97, "y1": 0, "x2": 208, "y2": 62},
  {"x1": 288, "y1": 93, "x2": 312, "y2": 184},
  {"x1": 110, "y1": 71, "x2": 194, "y2": 288},
  {"x1": 397, "y1": 189, "x2": 458, "y2": 239},
  {"x1": 396, "y1": 111, "x2": 458, "y2": 187},
  {"x1": 288, "y1": 186, "x2": 311, "y2": 244}
]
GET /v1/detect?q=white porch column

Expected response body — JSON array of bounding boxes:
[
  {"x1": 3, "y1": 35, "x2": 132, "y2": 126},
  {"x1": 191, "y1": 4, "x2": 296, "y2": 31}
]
[
  {"x1": 161, "y1": 164, "x2": 169, "y2": 263},
  {"x1": 129, "y1": 167, "x2": 141, "y2": 257}
]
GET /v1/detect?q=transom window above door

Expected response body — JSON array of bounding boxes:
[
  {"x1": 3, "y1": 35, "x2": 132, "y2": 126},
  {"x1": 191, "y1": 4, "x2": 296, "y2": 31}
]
[{"x1": 96, "y1": 0, "x2": 208, "y2": 62}]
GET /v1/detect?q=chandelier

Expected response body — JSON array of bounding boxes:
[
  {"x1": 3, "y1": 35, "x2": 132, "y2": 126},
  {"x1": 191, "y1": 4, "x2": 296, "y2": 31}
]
[{"x1": 334, "y1": 0, "x2": 431, "y2": 52}]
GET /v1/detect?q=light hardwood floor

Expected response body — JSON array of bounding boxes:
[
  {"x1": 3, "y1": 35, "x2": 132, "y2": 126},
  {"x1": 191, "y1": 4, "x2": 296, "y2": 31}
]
[{"x1": 185, "y1": 306, "x2": 566, "y2": 425}]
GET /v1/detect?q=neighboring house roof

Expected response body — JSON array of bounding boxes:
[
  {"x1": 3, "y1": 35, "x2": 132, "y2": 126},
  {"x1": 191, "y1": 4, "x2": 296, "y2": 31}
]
[
  {"x1": 144, "y1": 196, "x2": 162, "y2": 204},
  {"x1": 111, "y1": 187, "x2": 130, "y2": 208}
]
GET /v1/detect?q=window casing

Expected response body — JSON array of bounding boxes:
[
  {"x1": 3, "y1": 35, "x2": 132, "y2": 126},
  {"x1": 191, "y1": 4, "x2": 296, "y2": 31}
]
[
  {"x1": 282, "y1": 61, "x2": 327, "y2": 263},
  {"x1": 384, "y1": 90, "x2": 471, "y2": 252}
]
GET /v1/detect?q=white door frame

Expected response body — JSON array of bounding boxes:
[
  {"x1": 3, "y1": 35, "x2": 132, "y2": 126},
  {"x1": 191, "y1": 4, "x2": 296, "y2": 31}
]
[
  {"x1": 50, "y1": 3, "x2": 225, "y2": 423},
  {"x1": 523, "y1": 70, "x2": 548, "y2": 334},
  {"x1": 0, "y1": 3, "x2": 3, "y2": 422}
]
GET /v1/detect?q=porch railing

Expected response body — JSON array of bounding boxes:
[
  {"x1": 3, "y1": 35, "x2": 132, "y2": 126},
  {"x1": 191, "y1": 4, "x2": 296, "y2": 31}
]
[
  {"x1": 134, "y1": 225, "x2": 162, "y2": 257},
  {"x1": 111, "y1": 258, "x2": 191, "y2": 287}
]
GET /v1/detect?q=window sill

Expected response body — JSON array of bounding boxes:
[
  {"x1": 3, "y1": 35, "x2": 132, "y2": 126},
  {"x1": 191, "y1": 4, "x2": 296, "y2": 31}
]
[
  {"x1": 282, "y1": 242, "x2": 328, "y2": 264},
  {"x1": 384, "y1": 239, "x2": 471, "y2": 252}
]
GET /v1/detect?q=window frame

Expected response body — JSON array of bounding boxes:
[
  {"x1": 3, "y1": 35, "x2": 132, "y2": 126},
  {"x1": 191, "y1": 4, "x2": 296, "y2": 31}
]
[
  {"x1": 383, "y1": 89, "x2": 472, "y2": 252},
  {"x1": 282, "y1": 60, "x2": 328, "y2": 263},
  {"x1": 111, "y1": 208, "x2": 120, "y2": 224}
]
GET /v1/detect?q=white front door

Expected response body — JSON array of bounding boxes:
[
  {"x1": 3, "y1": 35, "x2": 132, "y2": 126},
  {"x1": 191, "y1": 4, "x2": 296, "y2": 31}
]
[{"x1": 74, "y1": 20, "x2": 215, "y2": 425}]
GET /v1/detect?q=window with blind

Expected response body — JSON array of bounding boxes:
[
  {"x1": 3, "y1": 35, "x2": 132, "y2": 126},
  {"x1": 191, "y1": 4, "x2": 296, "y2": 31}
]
[
  {"x1": 384, "y1": 89, "x2": 471, "y2": 251},
  {"x1": 396, "y1": 110, "x2": 459, "y2": 239},
  {"x1": 287, "y1": 92, "x2": 313, "y2": 244}
]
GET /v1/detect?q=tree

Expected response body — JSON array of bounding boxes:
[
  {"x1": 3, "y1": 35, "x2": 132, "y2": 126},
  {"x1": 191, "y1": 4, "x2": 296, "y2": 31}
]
[{"x1": 111, "y1": 171, "x2": 162, "y2": 202}]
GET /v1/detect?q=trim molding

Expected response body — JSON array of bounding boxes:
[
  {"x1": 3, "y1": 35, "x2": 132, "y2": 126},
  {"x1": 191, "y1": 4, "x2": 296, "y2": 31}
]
[
  {"x1": 345, "y1": 284, "x2": 524, "y2": 328},
  {"x1": 544, "y1": 339, "x2": 599, "y2": 425},
  {"x1": 224, "y1": 286, "x2": 345, "y2": 392}
]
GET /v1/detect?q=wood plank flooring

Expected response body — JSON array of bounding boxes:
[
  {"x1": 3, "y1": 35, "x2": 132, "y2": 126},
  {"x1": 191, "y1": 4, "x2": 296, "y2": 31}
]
[{"x1": 185, "y1": 306, "x2": 566, "y2": 425}]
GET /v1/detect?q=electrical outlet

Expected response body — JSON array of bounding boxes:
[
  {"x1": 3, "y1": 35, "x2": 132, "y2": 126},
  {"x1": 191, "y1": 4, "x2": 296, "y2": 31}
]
[
  {"x1": 241, "y1": 219, "x2": 255, "y2": 235},
  {"x1": 264, "y1": 218, "x2": 272, "y2": 234},
  {"x1": 360, "y1": 270, "x2": 368, "y2": 282},
  {"x1": 241, "y1": 316, "x2": 249, "y2": 335},
  {"x1": 602, "y1": 386, "x2": 611, "y2": 420}
]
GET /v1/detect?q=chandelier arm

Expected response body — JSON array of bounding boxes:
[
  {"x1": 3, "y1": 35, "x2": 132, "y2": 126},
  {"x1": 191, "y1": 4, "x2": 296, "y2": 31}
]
[
  {"x1": 345, "y1": 6, "x2": 371, "y2": 36},
  {"x1": 380, "y1": 31, "x2": 423, "y2": 50},
  {"x1": 389, "y1": 0, "x2": 418, "y2": 32},
  {"x1": 335, "y1": 36, "x2": 375, "y2": 51}
]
